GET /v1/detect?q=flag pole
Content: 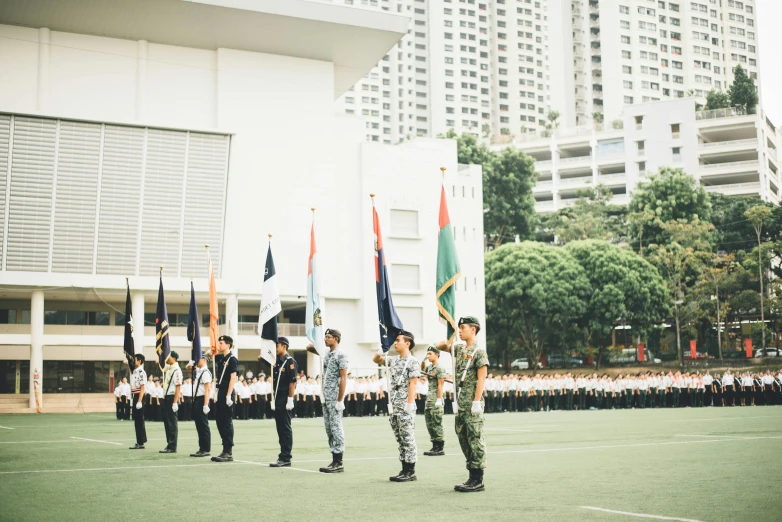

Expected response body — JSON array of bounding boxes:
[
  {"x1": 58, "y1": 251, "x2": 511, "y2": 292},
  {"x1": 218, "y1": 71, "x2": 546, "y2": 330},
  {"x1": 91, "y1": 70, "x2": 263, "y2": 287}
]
[
  {"x1": 206, "y1": 245, "x2": 216, "y2": 383},
  {"x1": 312, "y1": 207, "x2": 326, "y2": 404},
  {"x1": 268, "y1": 233, "x2": 276, "y2": 408},
  {"x1": 371, "y1": 193, "x2": 392, "y2": 414},
  {"x1": 158, "y1": 266, "x2": 164, "y2": 372},
  {"x1": 440, "y1": 166, "x2": 457, "y2": 407}
]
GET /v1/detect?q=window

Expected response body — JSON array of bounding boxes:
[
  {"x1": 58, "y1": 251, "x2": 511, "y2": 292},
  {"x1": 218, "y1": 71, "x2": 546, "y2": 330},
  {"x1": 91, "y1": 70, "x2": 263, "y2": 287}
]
[
  {"x1": 396, "y1": 307, "x2": 423, "y2": 336},
  {"x1": 390, "y1": 210, "x2": 419, "y2": 237},
  {"x1": 620, "y1": 5, "x2": 629, "y2": 14},
  {"x1": 391, "y1": 264, "x2": 420, "y2": 290}
]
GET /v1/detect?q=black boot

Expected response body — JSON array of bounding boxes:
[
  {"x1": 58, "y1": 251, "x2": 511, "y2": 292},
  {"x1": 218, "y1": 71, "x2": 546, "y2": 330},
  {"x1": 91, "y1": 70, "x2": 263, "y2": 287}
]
[
  {"x1": 390, "y1": 462, "x2": 407, "y2": 482},
  {"x1": 454, "y1": 470, "x2": 475, "y2": 491},
  {"x1": 429, "y1": 441, "x2": 445, "y2": 456},
  {"x1": 458, "y1": 469, "x2": 485, "y2": 492},
  {"x1": 320, "y1": 453, "x2": 344, "y2": 473},
  {"x1": 423, "y1": 444, "x2": 437, "y2": 456},
  {"x1": 319, "y1": 454, "x2": 337, "y2": 473},
  {"x1": 395, "y1": 461, "x2": 416, "y2": 482}
]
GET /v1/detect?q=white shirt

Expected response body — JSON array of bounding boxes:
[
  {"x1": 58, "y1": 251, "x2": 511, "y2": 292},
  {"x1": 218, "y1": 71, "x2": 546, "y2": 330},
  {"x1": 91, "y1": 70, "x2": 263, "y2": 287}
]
[
  {"x1": 722, "y1": 374, "x2": 734, "y2": 386},
  {"x1": 119, "y1": 381, "x2": 131, "y2": 397},
  {"x1": 193, "y1": 367, "x2": 212, "y2": 397},
  {"x1": 163, "y1": 365, "x2": 183, "y2": 395}
]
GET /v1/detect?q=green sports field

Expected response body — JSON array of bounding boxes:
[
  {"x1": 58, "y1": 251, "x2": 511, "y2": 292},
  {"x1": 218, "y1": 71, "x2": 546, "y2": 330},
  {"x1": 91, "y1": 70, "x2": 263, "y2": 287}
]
[{"x1": 0, "y1": 408, "x2": 780, "y2": 522}]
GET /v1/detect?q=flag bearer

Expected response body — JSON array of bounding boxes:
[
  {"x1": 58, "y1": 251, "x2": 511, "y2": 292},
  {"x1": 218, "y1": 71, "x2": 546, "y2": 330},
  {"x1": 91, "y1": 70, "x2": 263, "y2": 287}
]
[
  {"x1": 270, "y1": 336, "x2": 298, "y2": 467},
  {"x1": 188, "y1": 355, "x2": 212, "y2": 457},
  {"x1": 421, "y1": 345, "x2": 446, "y2": 456},
  {"x1": 160, "y1": 351, "x2": 182, "y2": 453},
  {"x1": 126, "y1": 354, "x2": 147, "y2": 449},
  {"x1": 308, "y1": 328, "x2": 348, "y2": 473},
  {"x1": 437, "y1": 316, "x2": 488, "y2": 493},
  {"x1": 212, "y1": 336, "x2": 238, "y2": 462},
  {"x1": 373, "y1": 330, "x2": 420, "y2": 482}
]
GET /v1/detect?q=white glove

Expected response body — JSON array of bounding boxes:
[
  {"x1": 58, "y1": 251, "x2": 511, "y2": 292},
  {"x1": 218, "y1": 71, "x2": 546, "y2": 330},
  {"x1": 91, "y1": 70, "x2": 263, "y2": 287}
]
[
  {"x1": 203, "y1": 405, "x2": 210, "y2": 414},
  {"x1": 172, "y1": 403, "x2": 179, "y2": 413},
  {"x1": 135, "y1": 401, "x2": 143, "y2": 410},
  {"x1": 387, "y1": 403, "x2": 393, "y2": 414},
  {"x1": 471, "y1": 401, "x2": 483, "y2": 414},
  {"x1": 270, "y1": 401, "x2": 276, "y2": 411},
  {"x1": 286, "y1": 397, "x2": 295, "y2": 410},
  {"x1": 226, "y1": 396, "x2": 233, "y2": 407},
  {"x1": 453, "y1": 401, "x2": 458, "y2": 413},
  {"x1": 435, "y1": 398, "x2": 443, "y2": 408},
  {"x1": 335, "y1": 401, "x2": 345, "y2": 412},
  {"x1": 403, "y1": 402, "x2": 416, "y2": 414}
]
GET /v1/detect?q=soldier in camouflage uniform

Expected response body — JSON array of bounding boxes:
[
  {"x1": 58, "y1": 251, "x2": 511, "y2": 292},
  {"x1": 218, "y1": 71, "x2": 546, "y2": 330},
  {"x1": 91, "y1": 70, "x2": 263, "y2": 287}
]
[
  {"x1": 307, "y1": 328, "x2": 348, "y2": 473},
  {"x1": 373, "y1": 329, "x2": 420, "y2": 482},
  {"x1": 437, "y1": 316, "x2": 488, "y2": 493},
  {"x1": 421, "y1": 345, "x2": 446, "y2": 456}
]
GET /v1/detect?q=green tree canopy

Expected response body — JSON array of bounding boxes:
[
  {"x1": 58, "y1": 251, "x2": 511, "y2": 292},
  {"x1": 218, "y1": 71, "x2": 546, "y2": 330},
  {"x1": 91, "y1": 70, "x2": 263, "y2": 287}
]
[
  {"x1": 705, "y1": 90, "x2": 730, "y2": 110},
  {"x1": 728, "y1": 65, "x2": 758, "y2": 112},
  {"x1": 485, "y1": 242, "x2": 590, "y2": 370},
  {"x1": 628, "y1": 167, "x2": 712, "y2": 247}
]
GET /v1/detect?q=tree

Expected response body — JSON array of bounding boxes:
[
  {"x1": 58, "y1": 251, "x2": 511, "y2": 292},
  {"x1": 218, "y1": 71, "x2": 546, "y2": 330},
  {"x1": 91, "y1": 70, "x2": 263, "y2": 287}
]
[
  {"x1": 705, "y1": 89, "x2": 731, "y2": 110},
  {"x1": 567, "y1": 240, "x2": 668, "y2": 369},
  {"x1": 551, "y1": 186, "x2": 627, "y2": 244},
  {"x1": 698, "y1": 252, "x2": 734, "y2": 360},
  {"x1": 728, "y1": 65, "x2": 758, "y2": 113},
  {"x1": 744, "y1": 205, "x2": 772, "y2": 349},
  {"x1": 628, "y1": 167, "x2": 712, "y2": 248},
  {"x1": 481, "y1": 123, "x2": 491, "y2": 138},
  {"x1": 547, "y1": 110, "x2": 561, "y2": 129},
  {"x1": 648, "y1": 219, "x2": 714, "y2": 365},
  {"x1": 484, "y1": 242, "x2": 591, "y2": 371},
  {"x1": 592, "y1": 111, "x2": 604, "y2": 124}
]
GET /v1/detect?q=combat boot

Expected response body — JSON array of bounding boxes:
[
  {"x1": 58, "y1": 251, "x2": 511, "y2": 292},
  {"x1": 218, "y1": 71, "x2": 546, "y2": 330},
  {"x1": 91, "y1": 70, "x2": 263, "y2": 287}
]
[
  {"x1": 423, "y1": 443, "x2": 437, "y2": 456},
  {"x1": 458, "y1": 469, "x2": 485, "y2": 492},
  {"x1": 429, "y1": 441, "x2": 445, "y2": 456},
  {"x1": 454, "y1": 470, "x2": 476, "y2": 491},
  {"x1": 319, "y1": 454, "x2": 337, "y2": 473},
  {"x1": 389, "y1": 462, "x2": 407, "y2": 482},
  {"x1": 320, "y1": 453, "x2": 344, "y2": 473},
  {"x1": 395, "y1": 462, "x2": 417, "y2": 482}
]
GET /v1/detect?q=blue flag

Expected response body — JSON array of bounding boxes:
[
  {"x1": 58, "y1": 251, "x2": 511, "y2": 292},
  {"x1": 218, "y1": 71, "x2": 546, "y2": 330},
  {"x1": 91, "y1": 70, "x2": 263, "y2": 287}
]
[
  {"x1": 187, "y1": 281, "x2": 201, "y2": 364},
  {"x1": 123, "y1": 282, "x2": 135, "y2": 367},
  {"x1": 155, "y1": 277, "x2": 171, "y2": 369},
  {"x1": 372, "y1": 203, "x2": 403, "y2": 352}
]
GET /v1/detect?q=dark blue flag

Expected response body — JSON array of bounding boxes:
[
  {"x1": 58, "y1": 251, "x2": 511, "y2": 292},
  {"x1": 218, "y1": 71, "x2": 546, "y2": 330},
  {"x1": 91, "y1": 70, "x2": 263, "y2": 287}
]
[
  {"x1": 187, "y1": 281, "x2": 201, "y2": 364},
  {"x1": 155, "y1": 277, "x2": 171, "y2": 369},
  {"x1": 123, "y1": 282, "x2": 134, "y2": 367},
  {"x1": 373, "y1": 204, "x2": 403, "y2": 352}
]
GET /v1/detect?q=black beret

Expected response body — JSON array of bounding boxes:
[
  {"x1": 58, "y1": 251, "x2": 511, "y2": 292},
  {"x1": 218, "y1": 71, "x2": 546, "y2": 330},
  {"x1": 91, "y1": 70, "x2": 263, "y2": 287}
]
[
  {"x1": 277, "y1": 336, "x2": 290, "y2": 347},
  {"x1": 325, "y1": 328, "x2": 342, "y2": 341},
  {"x1": 169, "y1": 351, "x2": 179, "y2": 360},
  {"x1": 218, "y1": 335, "x2": 233, "y2": 345},
  {"x1": 458, "y1": 316, "x2": 481, "y2": 328}
]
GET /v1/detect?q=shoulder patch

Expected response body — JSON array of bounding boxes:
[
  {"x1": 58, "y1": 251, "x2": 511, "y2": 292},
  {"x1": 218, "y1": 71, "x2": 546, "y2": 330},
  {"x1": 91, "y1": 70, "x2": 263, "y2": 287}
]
[{"x1": 289, "y1": 364, "x2": 295, "y2": 370}]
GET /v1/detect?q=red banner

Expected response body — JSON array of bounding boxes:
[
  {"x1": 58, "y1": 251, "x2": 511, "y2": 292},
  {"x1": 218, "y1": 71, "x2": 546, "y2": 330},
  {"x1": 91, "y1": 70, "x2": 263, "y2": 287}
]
[
  {"x1": 690, "y1": 340, "x2": 697, "y2": 359},
  {"x1": 638, "y1": 343, "x2": 645, "y2": 363},
  {"x1": 744, "y1": 338, "x2": 752, "y2": 358}
]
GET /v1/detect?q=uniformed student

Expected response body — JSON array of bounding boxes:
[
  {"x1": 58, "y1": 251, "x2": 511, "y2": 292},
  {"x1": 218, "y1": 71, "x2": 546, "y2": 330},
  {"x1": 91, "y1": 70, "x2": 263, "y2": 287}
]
[
  {"x1": 144, "y1": 375, "x2": 155, "y2": 421},
  {"x1": 373, "y1": 329, "x2": 420, "y2": 482},
  {"x1": 124, "y1": 354, "x2": 147, "y2": 449},
  {"x1": 114, "y1": 382, "x2": 122, "y2": 420},
  {"x1": 187, "y1": 355, "x2": 212, "y2": 457},
  {"x1": 437, "y1": 316, "x2": 488, "y2": 493},
  {"x1": 269, "y1": 336, "x2": 298, "y2": 467},
  {"x1": 421, "y1": 345, "x2": 446, "y2": 456},
  {"x1": 213, "y1": 335, "x2": 238, "y2": 462},
  {"x1": 120, "y1": 377, "x2": 131, "y2": 420},
  {"x1": 160, "y1": 351, "x2": 183, "y2": 453},
  {"x1": 308, "y1": 328, "x2": 348, "y2": 473}
]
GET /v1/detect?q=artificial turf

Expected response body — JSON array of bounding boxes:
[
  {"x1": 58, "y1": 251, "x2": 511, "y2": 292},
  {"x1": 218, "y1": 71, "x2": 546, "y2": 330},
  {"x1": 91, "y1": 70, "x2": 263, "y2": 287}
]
[{"x1": 0, "y1": 407, "x2": 779, "y2": 522}]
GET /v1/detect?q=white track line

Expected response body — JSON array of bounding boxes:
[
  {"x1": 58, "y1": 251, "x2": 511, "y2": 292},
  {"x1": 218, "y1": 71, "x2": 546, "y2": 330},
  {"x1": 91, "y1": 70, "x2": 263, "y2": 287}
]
[
  {"x1": 0, "y1": 426, "x2": 14, "y2": 430},
  {"x1": 0, "y1": 440, "x2": 79, "y2": 444},
  {"x1": 675, "y1": 434, "x2": 755, "y2": 439},
  {"x1": 0, "y1": 462, "x2": 222, "y2": 475},
  {"x1": 70, "y1": 437, "x2": 122, "y2": 446},
  {"x1": 234, "y1": 459, "x2": 319, "y2": 474},
  {"x1": 666, "y1": 415, "x2": 779, "y2": 422},
  {"x1": 580, "y1": 506, "x2": 704, "y2": 522}
]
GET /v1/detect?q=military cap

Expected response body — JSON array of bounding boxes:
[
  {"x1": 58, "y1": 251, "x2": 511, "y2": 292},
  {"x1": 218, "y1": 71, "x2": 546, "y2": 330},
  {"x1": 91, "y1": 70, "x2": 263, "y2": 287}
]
[
  {"x1": 169, "y1": 350, "x2": 179, "y2": 360},
  {"x1": 398, "y1": 329, "x2": 415, "y2": 349},
  {"x1": 218, "y1": 334, "x2": 233, "y2": 346},
  {"x1": 325, "y1": 328, "x2": 342, "y2": 342},
  {"x1": 277, "y1": 336, "x2": 290, "y2": 347},
  {"x1": 427, "y1": 345, "x2": 440, "y2": 355}
]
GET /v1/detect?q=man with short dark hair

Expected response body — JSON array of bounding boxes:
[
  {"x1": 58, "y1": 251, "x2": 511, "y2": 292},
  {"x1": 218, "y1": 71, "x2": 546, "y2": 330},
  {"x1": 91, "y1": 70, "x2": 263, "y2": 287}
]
[
  {"x1": 160, "y1": 351, "x2": 182, "y2": 453},
  {"x1": 187, "y1": 354, "x2": 212, "y2": 457},
  {"x1": 125, "y1": 353, "x2": 147, "y2": 449},
  {"x1": 213, "y1": 335, "x2": 238, "y2": 462},
  {"x1": 270, "y1": 336, "x2": 298, "y2": 467}
]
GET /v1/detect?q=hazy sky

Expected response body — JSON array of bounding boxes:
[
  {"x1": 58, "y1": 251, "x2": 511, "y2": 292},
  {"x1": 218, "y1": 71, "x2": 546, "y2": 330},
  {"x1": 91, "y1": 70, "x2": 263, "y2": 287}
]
[{"x1": 758, "y1": 0, "x2": 782, "y2": 126}]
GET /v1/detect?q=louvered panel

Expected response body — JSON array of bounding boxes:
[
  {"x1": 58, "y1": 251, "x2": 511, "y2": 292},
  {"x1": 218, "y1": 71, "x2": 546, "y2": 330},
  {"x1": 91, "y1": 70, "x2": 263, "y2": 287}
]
[
  {"x1": 139, "y1": 128, "x2": 186, "y2": 276},
  {"x1": 96, "y1": 125, "x2": 145, "y2": 275},
  {"x1": 6, "y1": 117, "x2": 57, "y2": 272},
  {"x1": 180, "y1": 133, "x2": 228, "y2": 279},
  {"x1": 0, "y1": 115, "x2": 10, "y2": 260},
  {"x1": 51, "y1": 121, "x2": 101, "y2": 273}
]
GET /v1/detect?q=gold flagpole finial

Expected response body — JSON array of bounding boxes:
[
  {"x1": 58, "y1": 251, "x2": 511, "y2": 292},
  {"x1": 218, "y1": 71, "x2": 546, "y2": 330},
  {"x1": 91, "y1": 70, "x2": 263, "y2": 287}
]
[
  {"x1": 311, "y1": 207, "x2": 316, "y2": 212},
  {"x1": 159, "y1": 266, "x2": 164, "y2": 274},
  {"x1": 205, "y1": 244, "x2": 209, "y2": 250},
  {"x1": 268, "y1": 233, "x2": 273, "y2": 239},
  {"x1": 440, "y1": 166, "x2": 447, "y2": 175},
  {"x1": 369, "y1": 193, "x2": 376, "y2": 198}
]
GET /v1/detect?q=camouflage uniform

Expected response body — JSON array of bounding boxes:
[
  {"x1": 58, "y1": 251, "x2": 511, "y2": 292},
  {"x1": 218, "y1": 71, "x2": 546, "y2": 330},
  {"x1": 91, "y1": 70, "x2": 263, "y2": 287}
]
[
  {"x1": 423, "y1": 362, "x2": 446, "y2": 443},
  {"x1": 454, "y1": 343, "x2": 488, "y2": 470},
  {"x1": 387, "y1": 354, "x2": 420, "y2": 463},
  {"x1": 322, "y1": 347, "x2": 349, "y2": 454}
]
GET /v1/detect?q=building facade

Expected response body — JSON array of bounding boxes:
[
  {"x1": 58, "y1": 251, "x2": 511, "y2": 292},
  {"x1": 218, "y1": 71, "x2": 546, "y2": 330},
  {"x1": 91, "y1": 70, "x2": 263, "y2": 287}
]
[
  {"x1": 495, "y1": 98, "x2": 779, "y2": 212},
  {"x1": 0, "y1": 0, "x2": 486, "y2": 407}
]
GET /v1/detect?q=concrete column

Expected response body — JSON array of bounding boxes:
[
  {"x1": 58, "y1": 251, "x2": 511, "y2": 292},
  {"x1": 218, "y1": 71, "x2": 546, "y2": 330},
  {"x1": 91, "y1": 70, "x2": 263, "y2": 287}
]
[
  {"x1": 225, "y1": 294, "x2": 239, "y2": 357},
  {"x1": 551, "y1": 141, "x2": 561, "y2": 209},
  {"x1": 30, "y1": 291, "x2": 44, "y2": 410},
  {"x1": 37, "y1": 28, "x2": 50, "y2": 112},
  {"x1": 135, "y1": 40, "x2": 148, "y2": 122},
  {"x1": 132, "y1": 293, "x2": 145, "y2": 357}
]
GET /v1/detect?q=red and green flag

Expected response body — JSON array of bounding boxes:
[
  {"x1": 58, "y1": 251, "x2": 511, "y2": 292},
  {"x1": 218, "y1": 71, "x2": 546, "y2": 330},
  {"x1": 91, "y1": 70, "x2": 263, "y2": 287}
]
[{"x1": 436, "y1": 182, "x2": 461, "y2": 344}]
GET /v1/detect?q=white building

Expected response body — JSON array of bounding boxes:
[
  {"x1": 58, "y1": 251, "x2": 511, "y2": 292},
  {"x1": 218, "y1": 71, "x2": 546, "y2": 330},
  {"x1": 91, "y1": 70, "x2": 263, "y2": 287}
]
[
  {"x1": 0, "y1": 0, "x2": 485, "y2": 410},
  {"x1": 335, "y1": 0, "x2": 766, "y2": 142},
  {"x1": 494, "y1": 98, "x2": 780, "y2": 212}
]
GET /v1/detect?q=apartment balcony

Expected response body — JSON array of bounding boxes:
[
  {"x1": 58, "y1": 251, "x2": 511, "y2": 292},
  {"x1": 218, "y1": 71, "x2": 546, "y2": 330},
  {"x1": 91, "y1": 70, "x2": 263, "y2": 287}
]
[
  {"x1": 696, "y1": 107, "x2": 756, "y2": 121},
  {"x1": 535, "y1": 200, "x2": 555, "y2": 213},
  {"x1": 535, "y1": 159, "x2": 553, "y2": 172},
  {"x1": 559, "y1": 175, "x2": 593, "y2": 191},
  {"x1": 238, "y1": 322, "x2": 306, "y2": 337},
  {"x1": 703, "y1": 182, "x2": 761, "y2": 196},
  {"x1": 598, "y1": 173, "x2": 627, "y2": 186},
  {"x1": 533, "y1": 180, "x2": 554, "y2": 193},
  {"x1": 699, "y1": 160, "x2": 759, "y2": 178},
  {"x1": 557, "y1": 156, "x2": 593, "y2": 173},
  {"x1": 699, "y1": 138, "x2": 758, "y2": 155}
]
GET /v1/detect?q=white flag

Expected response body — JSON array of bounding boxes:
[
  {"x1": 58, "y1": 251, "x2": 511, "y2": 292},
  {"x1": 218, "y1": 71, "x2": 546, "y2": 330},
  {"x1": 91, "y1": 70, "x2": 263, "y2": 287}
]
[{"x1": 258, "y1": 243, "x2": 280, "y2": 366}]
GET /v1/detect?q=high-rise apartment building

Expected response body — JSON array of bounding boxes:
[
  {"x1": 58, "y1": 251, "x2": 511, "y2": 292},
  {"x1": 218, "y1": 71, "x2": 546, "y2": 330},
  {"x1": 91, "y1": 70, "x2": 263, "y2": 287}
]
[{"x1": 335, "y1": 0, "x2": 763, "y2": 142}]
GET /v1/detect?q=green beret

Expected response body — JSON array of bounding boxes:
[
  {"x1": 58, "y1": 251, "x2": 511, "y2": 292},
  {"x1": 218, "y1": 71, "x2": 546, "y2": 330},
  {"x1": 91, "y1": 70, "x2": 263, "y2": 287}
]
[
  {"x1": 458, "y1": 316, "x2": 481, "y2": 328},
  {"x1": 427, "y1": 345, "x2": 440, "y2": 355}
]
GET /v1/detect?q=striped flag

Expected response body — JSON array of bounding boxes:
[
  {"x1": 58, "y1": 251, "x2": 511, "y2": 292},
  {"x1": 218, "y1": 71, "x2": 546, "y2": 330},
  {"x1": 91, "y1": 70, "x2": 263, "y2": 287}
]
[
  {"x1": 372, "y1": 199, "x2": 403, "y2": 352},
  {"x1": 207, "y1": 249, "x2": 219, "y2": 356},
  {"x1": 306, "y1": 215, "x2": 325, "y2": 355},
  {"x1": 258, "y1": 243, "x2": 280, "y2": 366},
  {"x1": 436, "y1": 182, "x2": 460, "y2": 344},
  {"x1": 187, "y1": 281, "x2": 202, "y2": 364},
  {"x1": 155, "y1": 276, "x2": 171, "y2": 369}
]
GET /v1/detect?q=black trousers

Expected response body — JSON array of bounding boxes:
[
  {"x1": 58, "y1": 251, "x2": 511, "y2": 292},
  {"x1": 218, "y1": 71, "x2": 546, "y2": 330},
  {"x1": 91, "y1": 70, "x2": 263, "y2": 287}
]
[
  {"x1": 216, "y1": 390, "x2": 234, "y2": 453},
  {"x1": 192, "y1": 396, "x2": 211, "y2": 453},
  {"x1": 274, "y1": 399, "x2": 293, "y2": 462},
  {"x1": 131, "y1": 394, "x2": 147, "y2": 445},
  {"x1": 162, "y1": 396, "x2": 178, "y2": 450}
]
